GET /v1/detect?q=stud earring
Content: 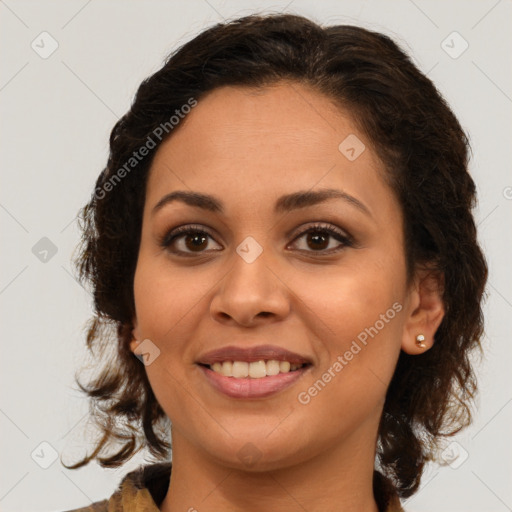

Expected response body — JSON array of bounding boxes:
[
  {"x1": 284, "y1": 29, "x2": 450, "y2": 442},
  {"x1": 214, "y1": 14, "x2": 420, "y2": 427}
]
[{"x1": 415, "y1": 334, "x2": 426, "y2": 349}]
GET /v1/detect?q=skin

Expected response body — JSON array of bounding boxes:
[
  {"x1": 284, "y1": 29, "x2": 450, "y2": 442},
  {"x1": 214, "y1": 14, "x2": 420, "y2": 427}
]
[{"x1": 129, "y1": 81, "x2": 444, "y2": 512}]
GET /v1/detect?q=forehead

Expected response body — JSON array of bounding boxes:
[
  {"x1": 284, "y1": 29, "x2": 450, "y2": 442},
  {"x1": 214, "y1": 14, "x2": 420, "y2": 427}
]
[
  {"x1": 145, "y1": 82, "x2": 395, "y2": 222},
  {"x1": 153, "y1": 82, "x2": 366, "y2": 167}
]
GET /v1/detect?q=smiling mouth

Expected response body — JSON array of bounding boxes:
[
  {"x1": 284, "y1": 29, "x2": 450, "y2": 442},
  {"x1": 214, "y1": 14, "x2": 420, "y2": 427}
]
[
  {"x1": 198, "y1": 360, "x2": 312, "y2": 399},
  {"x1": 198, "y1": 360, "x2": 311, "y2": 379}
]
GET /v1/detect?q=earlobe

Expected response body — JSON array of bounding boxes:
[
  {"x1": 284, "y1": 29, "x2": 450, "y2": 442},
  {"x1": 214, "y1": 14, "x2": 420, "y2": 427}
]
[
  {"x1": 401, "y1": 269, "x2": 445, "y2": 355},
  {"x1": 129, "y1": 319, "x2": 141, "y2": 354},
  {"x1": 129, "y1": 338, "x2": 139, "y2": 354}
]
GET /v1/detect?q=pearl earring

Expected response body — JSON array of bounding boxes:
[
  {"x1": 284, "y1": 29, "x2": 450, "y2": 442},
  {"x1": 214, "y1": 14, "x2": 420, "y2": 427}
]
[{"x1": 415, "y1": 334, "x2": 426, "y2": 349}]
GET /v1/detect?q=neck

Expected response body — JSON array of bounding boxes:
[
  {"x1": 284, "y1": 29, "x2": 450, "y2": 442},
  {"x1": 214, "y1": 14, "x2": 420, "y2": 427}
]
[{"x1": 160, "y1": 424, "x2": 381, "y2": 512}]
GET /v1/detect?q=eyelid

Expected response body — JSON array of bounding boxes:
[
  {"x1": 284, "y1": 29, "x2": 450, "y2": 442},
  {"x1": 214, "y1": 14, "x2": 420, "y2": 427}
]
[
  {"x1": 288, "y1": 222, "x2": 352, "y2": 244},
  {"x1": 286, "y1": 222, "x2": 354, "y2": 254},
  {"x1": 159, "y1": 223, "x2": 219, "y2": 247},
  {"x1": 160, "y1": 221, "x2": 354, "y2": 256}
]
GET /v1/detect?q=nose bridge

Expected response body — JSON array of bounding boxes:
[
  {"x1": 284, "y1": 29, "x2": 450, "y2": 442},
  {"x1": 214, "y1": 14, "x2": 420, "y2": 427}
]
[{"x1": 210, "y1": 233, "x2": 289, "y2": 324}]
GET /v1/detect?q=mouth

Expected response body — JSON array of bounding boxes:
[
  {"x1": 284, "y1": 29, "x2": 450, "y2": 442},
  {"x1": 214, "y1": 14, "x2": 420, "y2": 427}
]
[
  {"x1": 198, "y1": 360, "x2": 311, "y2": 378},
  {"x1": 195, "y1": 345, "x2": 313, "y2": 399},
  {"x1": 197, "y1": 362, "x2": 312, "y2": 399}
]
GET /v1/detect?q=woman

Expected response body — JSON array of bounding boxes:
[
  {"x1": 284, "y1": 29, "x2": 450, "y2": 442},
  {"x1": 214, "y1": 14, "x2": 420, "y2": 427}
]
[{"x1": 62, "y1": 13, "x2": 487, "y2": 512}]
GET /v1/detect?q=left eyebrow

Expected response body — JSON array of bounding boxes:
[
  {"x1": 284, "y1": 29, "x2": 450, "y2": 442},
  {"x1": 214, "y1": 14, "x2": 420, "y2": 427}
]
[
  {"x1": 152, "y1": 188, "x2": 372, "y2": 218},
  {"x1": 274, "y1": 188, "x2": 372, "y2": 217}
]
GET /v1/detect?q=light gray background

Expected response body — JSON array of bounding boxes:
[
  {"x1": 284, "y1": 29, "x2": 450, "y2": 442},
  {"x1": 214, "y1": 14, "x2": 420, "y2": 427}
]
[{"x1": 1, "y1": 1, "x2": 511, "y2": 511}]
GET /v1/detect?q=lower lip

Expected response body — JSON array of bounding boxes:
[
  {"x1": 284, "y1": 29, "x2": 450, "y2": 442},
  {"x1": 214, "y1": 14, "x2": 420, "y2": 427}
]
[{"x1": 198, "y1": 364, "x2": 310, "y2": 399}]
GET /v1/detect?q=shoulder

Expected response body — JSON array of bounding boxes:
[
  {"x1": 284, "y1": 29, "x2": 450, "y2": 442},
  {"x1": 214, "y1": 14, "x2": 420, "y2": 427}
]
[
  {"x1": 62, "y1": 500, "x2": 108, "y2": 512},
  {"x1": 60, "y1": 462, "x2": 172, "y2": 512}
]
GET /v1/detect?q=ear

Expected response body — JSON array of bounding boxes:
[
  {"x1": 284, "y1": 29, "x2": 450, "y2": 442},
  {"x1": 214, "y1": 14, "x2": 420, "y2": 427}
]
[
  {"x1": 129, "y1": 318, "x2": 141, "y2": 354},
  {"x1": 401, "y1": 268, "x2": 445, "y2": 355}
]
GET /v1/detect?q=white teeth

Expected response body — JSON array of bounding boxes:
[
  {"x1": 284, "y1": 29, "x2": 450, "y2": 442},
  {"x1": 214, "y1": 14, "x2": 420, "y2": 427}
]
[
  {"x1": 266, "y1": 360, "x2": 280, "y2": 376},
  {"x1": 279, "y1": 361, "x2": 291, "y2": 373},
  {"x1": 221, "y1": 361, "x2": 233, "y2": 377},
  {"x1": 208, "y1": 359, "x2": 305, "y2": 378},
  {"x1": 249, "y1": 360, "x2": 267, "y2": 378},
  {"x1": 232, "y1": 361, "x2": 249, "y2": 378}
]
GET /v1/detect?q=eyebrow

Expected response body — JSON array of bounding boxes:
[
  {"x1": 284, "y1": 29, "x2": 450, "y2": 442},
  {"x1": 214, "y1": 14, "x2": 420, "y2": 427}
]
[{"x1": 152, "y1": 188, "x2": 372, "y2": 217}]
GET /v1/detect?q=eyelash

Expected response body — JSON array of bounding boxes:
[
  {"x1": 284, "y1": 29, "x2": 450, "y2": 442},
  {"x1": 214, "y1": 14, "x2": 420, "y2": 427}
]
[{"x1": 160, "y1": 222, "x2": 354, "y2": 257}]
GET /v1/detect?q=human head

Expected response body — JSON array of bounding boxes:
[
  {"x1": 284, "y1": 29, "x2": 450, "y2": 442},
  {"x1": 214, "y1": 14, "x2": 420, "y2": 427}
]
[{"x1": 65, "y1": 13, "x2": 487, "y2": 498}]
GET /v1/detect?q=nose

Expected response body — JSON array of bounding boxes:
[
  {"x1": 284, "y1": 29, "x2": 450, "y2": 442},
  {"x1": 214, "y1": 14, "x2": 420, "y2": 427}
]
[{"x1": 210, "y1": 241, "x2": 290, "y2": 327}]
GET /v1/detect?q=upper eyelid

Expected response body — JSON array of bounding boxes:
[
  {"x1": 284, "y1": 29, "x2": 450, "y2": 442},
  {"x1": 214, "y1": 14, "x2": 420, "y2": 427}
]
[
  {"x1": 164, "y1": 222, "x2": 347, "y2": 238},
  {"x1": 289, "y1": 223, "x2": 350, "y2": 240},
  {"x1": 162, "y1": 222, "x2": 352, "y2": 250},
  {"x1": 160, "y1": 224, "x2": 213, "y2": 244}
]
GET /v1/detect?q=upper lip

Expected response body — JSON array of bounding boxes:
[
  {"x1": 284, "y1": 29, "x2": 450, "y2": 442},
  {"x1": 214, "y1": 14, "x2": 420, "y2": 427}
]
[{"x1": 197, "y1": 344, "x2": 312, "y2": 365}]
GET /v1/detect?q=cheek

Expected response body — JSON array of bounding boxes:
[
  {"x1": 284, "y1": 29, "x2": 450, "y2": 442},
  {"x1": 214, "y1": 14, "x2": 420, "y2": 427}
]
[
  {"x1": 132, "y1": 255, "x2": 205, "y2": 421},
  {"x1": 298, "y1": 255, "x2": 403, "y2": 341},
  {"x1": 133, "y1": 252, "x2": 210, "y2": 341},
  {"x1": 278, "y1": 266, "x2": 404, "y2": 461},
  {"x1": 294, "y1": 256, "x2": 405, "y2": 399}
]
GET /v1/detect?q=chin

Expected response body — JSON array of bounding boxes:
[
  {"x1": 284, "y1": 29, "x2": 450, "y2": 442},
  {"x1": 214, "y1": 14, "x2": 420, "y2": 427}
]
[{"x1": 199, "y1": 430, "x2": 311, "y2": 473}]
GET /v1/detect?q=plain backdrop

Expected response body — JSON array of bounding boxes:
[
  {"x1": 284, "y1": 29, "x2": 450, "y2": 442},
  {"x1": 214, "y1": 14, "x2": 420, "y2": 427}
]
[{"x1": 1, "y1": 1, "x2": 511, "y2": 511}]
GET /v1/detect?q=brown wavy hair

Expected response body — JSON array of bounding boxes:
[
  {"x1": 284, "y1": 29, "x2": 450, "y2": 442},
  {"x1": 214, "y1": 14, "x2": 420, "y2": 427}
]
[{"x1": 62, "y1": 13, "x2": 488, "y2": 498}]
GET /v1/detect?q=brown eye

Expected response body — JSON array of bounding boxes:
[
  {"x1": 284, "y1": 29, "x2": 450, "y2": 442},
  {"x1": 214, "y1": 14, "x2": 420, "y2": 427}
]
[
  {"x1": 305, "y1": 231, "x2": 330, "y2": 251},
  {"x1": 289, "y1": 223, "x2": 353, "y2": 254},
  {"x1": 161, "y1": 225, "x2": 222, "y2": 256},
  {"x1": 183, "y1": 232, "x2": 209, "y2": 251}
]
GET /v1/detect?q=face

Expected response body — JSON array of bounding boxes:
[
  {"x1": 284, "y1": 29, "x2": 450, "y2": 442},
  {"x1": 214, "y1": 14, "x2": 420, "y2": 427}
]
[{"x1": 130, "y1": 82, "x2": 427, "y2": 471}]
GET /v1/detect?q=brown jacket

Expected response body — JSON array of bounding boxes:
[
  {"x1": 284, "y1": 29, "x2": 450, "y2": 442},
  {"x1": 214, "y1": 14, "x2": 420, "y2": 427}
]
[{"x1": 64, "y1": 462, "x2": 404, "y2": 512}]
